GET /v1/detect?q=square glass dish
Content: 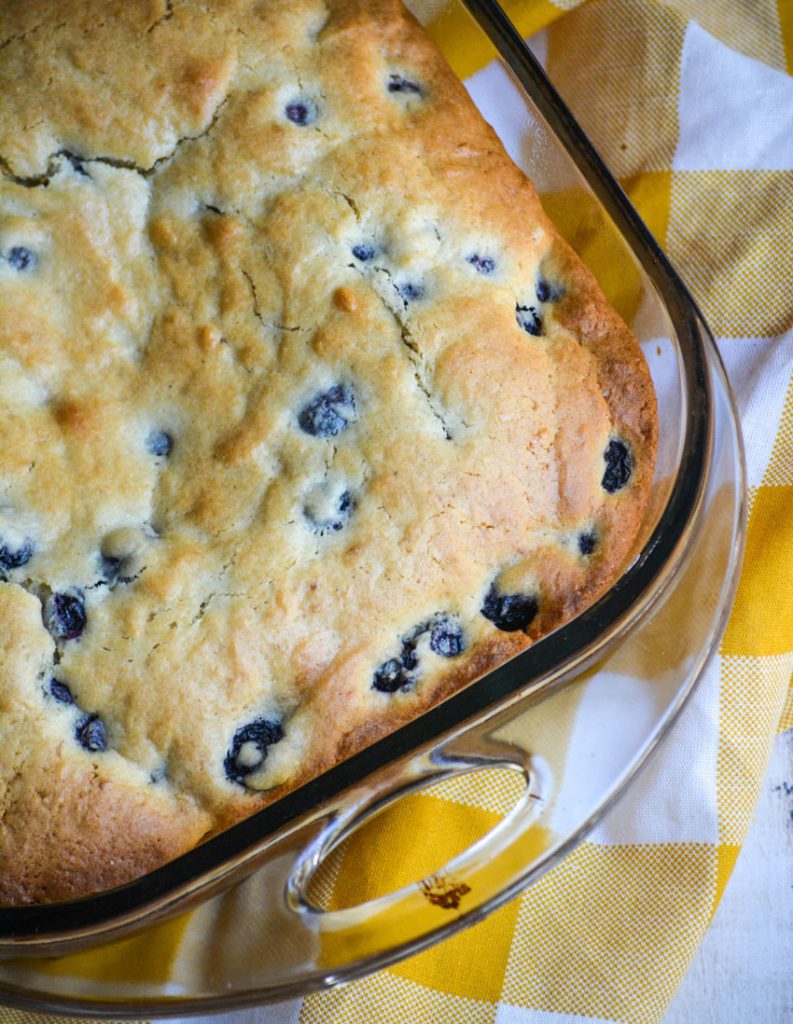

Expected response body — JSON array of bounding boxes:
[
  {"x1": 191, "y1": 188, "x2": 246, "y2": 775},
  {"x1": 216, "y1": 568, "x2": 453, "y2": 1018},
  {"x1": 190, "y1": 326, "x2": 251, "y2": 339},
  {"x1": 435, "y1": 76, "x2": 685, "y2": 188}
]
[{"x1": 0, "y1": 0, "x2": 745, "y2": 1013}]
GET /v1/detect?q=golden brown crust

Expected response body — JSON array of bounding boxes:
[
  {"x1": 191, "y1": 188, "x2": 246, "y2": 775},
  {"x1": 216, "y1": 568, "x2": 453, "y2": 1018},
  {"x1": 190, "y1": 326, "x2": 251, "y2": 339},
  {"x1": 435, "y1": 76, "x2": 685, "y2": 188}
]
[
  {"x1": 0, "y1": 757, "x2": 211, "y2": 906},
  {"x1": 0, "y1": 0, "x2": 656, "y2": 903}
]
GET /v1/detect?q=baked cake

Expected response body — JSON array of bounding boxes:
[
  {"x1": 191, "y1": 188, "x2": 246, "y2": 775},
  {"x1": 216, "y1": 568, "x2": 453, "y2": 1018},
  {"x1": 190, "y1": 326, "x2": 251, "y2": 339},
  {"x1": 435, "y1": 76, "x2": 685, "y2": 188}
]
[{"x1": 0, "y1": 0, "x2": 657, "y2": 904}]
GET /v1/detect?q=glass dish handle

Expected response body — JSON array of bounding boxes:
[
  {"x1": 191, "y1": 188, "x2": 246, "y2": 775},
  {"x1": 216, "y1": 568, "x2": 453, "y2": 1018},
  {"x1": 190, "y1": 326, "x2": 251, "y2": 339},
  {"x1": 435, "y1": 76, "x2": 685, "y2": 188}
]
[{"x1": 282, "y1": 726, "x2": 550, "y2": 973}]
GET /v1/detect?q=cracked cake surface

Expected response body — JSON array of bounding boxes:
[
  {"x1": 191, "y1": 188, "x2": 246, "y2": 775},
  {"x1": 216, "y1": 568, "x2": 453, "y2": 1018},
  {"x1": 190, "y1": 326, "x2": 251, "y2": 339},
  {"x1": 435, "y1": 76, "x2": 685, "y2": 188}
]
[{"x1": 0, "y1": 0, "x2": 657, "y2": 904}]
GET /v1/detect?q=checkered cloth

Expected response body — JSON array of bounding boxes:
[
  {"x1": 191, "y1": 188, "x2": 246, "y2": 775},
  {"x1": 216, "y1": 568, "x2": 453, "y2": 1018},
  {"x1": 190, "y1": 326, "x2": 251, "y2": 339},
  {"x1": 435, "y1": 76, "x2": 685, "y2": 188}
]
[{"x1": 3, "y1": 2, "x2": 792, "y2": 1022}]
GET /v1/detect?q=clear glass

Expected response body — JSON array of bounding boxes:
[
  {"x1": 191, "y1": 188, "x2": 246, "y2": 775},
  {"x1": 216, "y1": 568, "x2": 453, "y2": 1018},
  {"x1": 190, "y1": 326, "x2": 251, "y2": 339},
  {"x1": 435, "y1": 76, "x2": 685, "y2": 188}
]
[{"x1": 0, "y1": 0, "x2": 745, "y2": 1012}]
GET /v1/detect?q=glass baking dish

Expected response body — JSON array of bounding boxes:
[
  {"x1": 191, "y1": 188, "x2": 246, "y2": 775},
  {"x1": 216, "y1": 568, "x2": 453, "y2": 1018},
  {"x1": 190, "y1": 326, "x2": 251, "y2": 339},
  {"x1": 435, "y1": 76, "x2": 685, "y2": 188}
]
[{"x1": 0, "y1": 0, "x2": 745, "y2": 1012}]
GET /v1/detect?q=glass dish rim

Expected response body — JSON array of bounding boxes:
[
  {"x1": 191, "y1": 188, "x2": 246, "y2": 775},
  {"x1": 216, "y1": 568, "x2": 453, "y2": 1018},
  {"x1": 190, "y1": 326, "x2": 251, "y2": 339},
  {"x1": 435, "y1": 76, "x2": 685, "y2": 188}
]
[{"x1": 0, "y1": 0, "x2": 716, "y2": 946}]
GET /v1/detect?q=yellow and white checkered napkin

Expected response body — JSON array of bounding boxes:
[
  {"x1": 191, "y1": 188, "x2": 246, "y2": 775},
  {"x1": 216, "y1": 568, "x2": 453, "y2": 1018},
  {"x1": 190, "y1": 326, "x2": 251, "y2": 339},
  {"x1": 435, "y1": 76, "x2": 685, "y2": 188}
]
[{"x1": 4, "y1": 2, "x2": 792, "y2": 1022}]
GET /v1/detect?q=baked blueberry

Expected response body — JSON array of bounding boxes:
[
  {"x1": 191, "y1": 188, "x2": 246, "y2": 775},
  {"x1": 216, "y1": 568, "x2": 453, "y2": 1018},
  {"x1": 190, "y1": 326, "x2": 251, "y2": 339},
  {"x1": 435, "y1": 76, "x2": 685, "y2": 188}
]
[
  {"x1": 333, "y1": 490, "x2": 353, "y2": 526},
  {"x1": 352, "y1": 243, "x2": 376, "y2": 262},
  {"x1": 400, "y1": 638, "x2": 419, "y2": 671},
  {"x1": 49, "y1": 678, "x2": 75, "y2": 704},
  {"x1": 100, "y1": 554, "x2": 123, "y2": 584},
  {"x1": 397, "y1": 281, "x2": 424, "y2": 303},
  {"x1": 0, "y1": 536, "x2": 34, "y2": 572},
  {"x1": 602, "y1": 438, "x2": 632, "y2": 493},
  {"x1": 75, "y1": 713, "x2": 107, "y2": 753},
  {"x1": 6, "y1": 246, "x2": 36, "y2": 272},
  {"x1": 99, "y1": 527, "x2": 147, "y2": 586},
  {"x1": 99, "y1": 553, "x2": 139, "y2": 586},
  {"x1": 372, "y1": 656, "x2": 412, "y2": 693},
  {"x1": 536, "y1": 277, "x2": 563, "y2": 303},
  {"x1": 430, "y1": 617, "x2": 465, "y2": 657},
  {"x1": 516, "y1": 304, "x2": 542, "y2": 336},
  {"x1": 298, "y1": 384, "x2": 355, "y2": 437},
  {"x1": 224, "y1": 717, "x2": 284, "y2": 785},
  {"x1": 372, "y1": 614, "x2": 464, "y2": 693},
  {"x1": 481, "y1": 584, "x2": 538, "y2": 632},
  {"x1": 147, "y1": 430, "x2": 173, "y2": 457},
  {"x1": 467, "y1": 254, "x2": 496, "y2": 275},
  {"x1": 43, "y1": 590, "x2": 86, "y2": 641},
  {"x1": 578, "y1": 530, "x2": 597, "y2": 556},
  {"x1": 285, "y1": 99, "x2": 318, "y2": 126},
  {"x1": 396, "y1": 620, "x2": 427, "y2": 673},
  {"x1": 304, "y1": 487, "x2": 354, "y2": 535},
  {"x1": 387, "y1": 73, "x2": 423, "y2": 95}
]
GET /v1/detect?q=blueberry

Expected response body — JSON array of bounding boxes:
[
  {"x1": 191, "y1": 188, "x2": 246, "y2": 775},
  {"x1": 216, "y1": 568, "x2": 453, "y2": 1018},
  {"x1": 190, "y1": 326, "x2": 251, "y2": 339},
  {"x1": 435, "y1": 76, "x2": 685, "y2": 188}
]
[
  {"x1": 0, "y1": 537, "x2": 34, "y2": 572},
  {"x1": 467, "y1": 254, "x2": 496, "y2": 275},
  {"x1": 394, "y1": 622, "x2": 426, "y2": 675},
  {"x1": 6, "y1": 246, "x2": 36, "y2": 272},
  {"x1": 602, "y1": 438, "x2": 632, "y2": 493},
  {"x1": 49, "y1": 678, "x2": 75, "y2": 704},
  {"x1": 372, "y1": 656, "x2": 412, "y2": 693},
  {"x1": 147, "y1": 430, "x2": 173, "y2": 457},
  {"x1": 304, "y1": 487, "x2": 354, "y2": 535},
  {"x1": 43, "y1": 590, "x2": 86, "y2": 641},
  {"x1": 430, "y1": 617, "x2": 465, "y2": 657},
  {"x1": 331, "y1": 491, "x2": 353, "y2": 530},
  {"x1": 224, "y1": 717, "x2": 284, "y2": 785},
  {"x1": 388, "y1": 73, "x2": 423, "y2": 96},
  {"x1": 400, "y1": 638, "x2": 419, "y2": 671},
  {"x1": 75, "y1": 713, "x2": 107, "y2": 753},
  {"x1": 372, "y1": 615, "x2": 458, "y2": 695},
  {"x1": 372, "y1": 615, "x2": 465, "y2": 694},
  {"x1": 285, "y1": 99, "x2": 318, "y2": 126},
  {"x1": 100, "y1": 555, "x2": 123, "y2": 584},
  {"x1": 578, "y1": 530, "x2": 597, "y2": 556},
  {"x1": 99, "y1": 553, "x2": 138, "y2": 586},
  {"x1": 481, "y1": 584, "x2": 538, "y2": 632},
  {"x1": 397, "y1": 281, "x2": 424, "y2": 303},
  {"x1": 352, "y1": 243, "x2": 376, "y2": 262},
  {"x1": 536, "y1": 277, "x2": 562, "y2": 303},
  {"x1": 298, "y1": 384, "x2": 355, "y2": 438},
  {"x1": 516, "y1": 304, "x2": 542, "y2": 336}
]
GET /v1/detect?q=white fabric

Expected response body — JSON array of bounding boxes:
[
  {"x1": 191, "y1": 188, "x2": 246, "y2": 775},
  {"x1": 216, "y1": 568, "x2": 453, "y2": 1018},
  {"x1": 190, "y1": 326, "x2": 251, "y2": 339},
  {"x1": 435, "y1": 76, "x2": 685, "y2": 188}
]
[
  {"x1": 587, "y1": 659, "x2": 722, "y2": 846},
  {"x1": 718, "y1": 332, "x2": 793, "y2": 490},
  {"x1": 674, "y1": 21, "x2": 793, "y2": 172},
  {"x1": 496, "y1": 1004, "x2": 609, "y2": 1024},
  {"x1": 665, "y1": 730, "x2": 793, "y2": 1022}
]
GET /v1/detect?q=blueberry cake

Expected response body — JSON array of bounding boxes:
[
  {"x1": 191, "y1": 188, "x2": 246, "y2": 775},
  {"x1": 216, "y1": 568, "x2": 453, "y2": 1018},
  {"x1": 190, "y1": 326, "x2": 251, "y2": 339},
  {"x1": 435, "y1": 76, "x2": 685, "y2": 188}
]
[{"x1": 0, "y1": 0, "x2": 657, "y2": 904}]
